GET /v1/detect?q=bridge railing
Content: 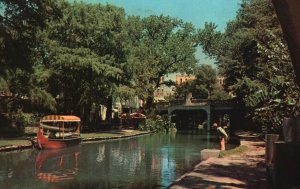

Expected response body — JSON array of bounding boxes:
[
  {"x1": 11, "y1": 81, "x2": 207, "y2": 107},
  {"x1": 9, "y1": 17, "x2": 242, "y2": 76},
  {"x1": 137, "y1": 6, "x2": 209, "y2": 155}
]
[
  {"x1": 155, "y1": 101, "x2": 169, "y2": 110},
  {"x1": 190, "y1": 98, "x2": 211, "y2": 104},
  {"x1": 169, "y1": 99, "x2": 185, "y2": 105},
  {"x1": 157, "y1": 98, "x2": 236, "y2": 107},
  {"x1": 191, "y1": 98, "x2": 237, "y2": 106},
  {"x1": 156, "y1": 98, "x2": 238, "y2": 110}
]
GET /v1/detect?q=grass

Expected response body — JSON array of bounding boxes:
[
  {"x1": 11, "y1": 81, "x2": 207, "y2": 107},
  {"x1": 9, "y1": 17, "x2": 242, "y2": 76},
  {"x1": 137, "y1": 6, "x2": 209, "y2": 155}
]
[
  {"x1": 81, "y1": 133, "x2": 123, "y2": 138},
  {"x1": 0, "y1": 139, "x2": 32, "y2": 147},
  {"x1": 81, "y1": 130, "x2": 147, "y2": 139},
  {"x1": 219, "y1": 145, "x2": 249, "y2": 158},
  {"x1": 0, "y1": 129, "x2": 149, "y2": 149}
]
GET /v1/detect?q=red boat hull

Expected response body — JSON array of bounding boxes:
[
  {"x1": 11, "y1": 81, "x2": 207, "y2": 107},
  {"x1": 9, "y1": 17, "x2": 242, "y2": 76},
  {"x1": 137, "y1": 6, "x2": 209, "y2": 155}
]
[{"x1": 37, "y1": 128, "x2": 81, "y2": 149}]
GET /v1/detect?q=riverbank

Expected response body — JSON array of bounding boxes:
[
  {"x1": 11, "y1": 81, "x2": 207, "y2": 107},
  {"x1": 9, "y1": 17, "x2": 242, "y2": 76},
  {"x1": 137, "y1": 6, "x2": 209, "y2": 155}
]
[
  {"x1": 169, "y1": 131, "x2": 268, "y2": 189},
  {"x1": 0, "y1": 130, "x2": 152, "y2": 152}
]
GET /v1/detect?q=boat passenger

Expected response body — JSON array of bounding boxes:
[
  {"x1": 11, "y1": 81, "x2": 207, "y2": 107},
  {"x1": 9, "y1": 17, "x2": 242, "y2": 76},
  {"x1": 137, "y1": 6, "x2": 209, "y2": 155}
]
[{"x1": 48, "y1": 131, "x2": 56, "y2": 139}]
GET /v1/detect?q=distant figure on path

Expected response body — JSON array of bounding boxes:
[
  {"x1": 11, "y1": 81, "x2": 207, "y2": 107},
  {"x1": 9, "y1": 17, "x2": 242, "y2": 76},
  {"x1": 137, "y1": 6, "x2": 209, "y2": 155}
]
[{"x1": 212, "y1": 123, "x2": 228, "y2": 151}]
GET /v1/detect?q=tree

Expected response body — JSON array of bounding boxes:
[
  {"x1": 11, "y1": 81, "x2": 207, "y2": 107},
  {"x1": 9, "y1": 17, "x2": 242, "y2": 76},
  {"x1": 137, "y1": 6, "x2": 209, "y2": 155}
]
[
  {"x1": 173, "y1": 81, "x2": 193, "y2": 100},
  {"x1": 192, "y1": 65, "x2": 217, "y2": 99},
  {"x1": 37, "y1": 2, "x2": 127, "y2": 126},
  {"x1": 173, "y1": 65, "x2": 230, "y2": 100},
  {"x1": 125, "y1": 15, "x2": 197, "y2": 109},
  {"x1": 196, "y1": 0, "x2": 300, "y2": 133},
  {"x1": 0, "y1": 0, "x2": 59, "y2": 132}
]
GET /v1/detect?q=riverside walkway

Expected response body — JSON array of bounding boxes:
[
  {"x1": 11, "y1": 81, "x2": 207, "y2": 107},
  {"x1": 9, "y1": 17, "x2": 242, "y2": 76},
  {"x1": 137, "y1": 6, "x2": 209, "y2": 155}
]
[
  {"x1": 0, "y1": 130, "x2": 152, "y2": 152},
  {"x1": 169, "y1": 132, "x2": 269, "y2": 189}
]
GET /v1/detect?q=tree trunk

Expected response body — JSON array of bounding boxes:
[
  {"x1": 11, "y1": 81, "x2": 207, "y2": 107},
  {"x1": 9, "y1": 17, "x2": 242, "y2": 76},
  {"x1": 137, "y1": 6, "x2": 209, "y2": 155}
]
[
  {"x1": 106, "y1": 96, "x2": 113, "y2": 123},
  {"x1": 145, "y1": 96, "x2": 154, "y2": 112}
]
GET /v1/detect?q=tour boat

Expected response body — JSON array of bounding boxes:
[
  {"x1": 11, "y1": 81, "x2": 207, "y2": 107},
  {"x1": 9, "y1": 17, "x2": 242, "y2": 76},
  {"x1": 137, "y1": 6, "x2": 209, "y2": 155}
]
[{"x1": 37, "y1": 115, "x2": 82, "y2": 149}]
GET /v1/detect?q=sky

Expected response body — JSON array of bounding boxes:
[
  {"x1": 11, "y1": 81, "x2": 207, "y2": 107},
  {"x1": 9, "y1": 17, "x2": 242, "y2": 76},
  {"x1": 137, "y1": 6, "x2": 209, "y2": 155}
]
[
  {"x1": 85, "y1": 0, "x2": 241, "y2": 31},
  {"x1": 82, "y1": 0, "x2": 242, "y2": 67}
]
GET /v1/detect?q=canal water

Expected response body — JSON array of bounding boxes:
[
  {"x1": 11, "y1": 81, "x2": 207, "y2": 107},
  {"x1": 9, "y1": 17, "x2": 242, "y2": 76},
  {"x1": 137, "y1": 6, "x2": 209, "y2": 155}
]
[{"x1": 0, "y1": 132, "x2": 234, "y2": 189}]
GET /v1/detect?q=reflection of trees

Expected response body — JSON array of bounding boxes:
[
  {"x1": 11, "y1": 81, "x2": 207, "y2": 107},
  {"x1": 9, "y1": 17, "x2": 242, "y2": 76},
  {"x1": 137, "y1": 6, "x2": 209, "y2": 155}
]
[
  {"x1": 96, "y1": 144, "x2": 105, "y2": 164},
  {"x1": 0, "y1": 149, "x2": 37, "y2": 188},
  {"x1": 58, "y1": 134, "x2": 209, "y2": 188},
  {"x1": 0, "y1": 133, "x2": 210, "y2": 188},
  {"x1": 110, "y1": 139, "x2": 144, "y2": 177}
]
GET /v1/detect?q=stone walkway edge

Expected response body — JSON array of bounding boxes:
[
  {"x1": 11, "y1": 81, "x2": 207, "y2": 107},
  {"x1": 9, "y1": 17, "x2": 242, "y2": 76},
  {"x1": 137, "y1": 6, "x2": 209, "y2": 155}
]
[
  {"x1": 0, "y1": 131, "x2": 154, "y2": 152},
  {"x1": 168, "y1": 132, "x2": 268, "y2": 189}
]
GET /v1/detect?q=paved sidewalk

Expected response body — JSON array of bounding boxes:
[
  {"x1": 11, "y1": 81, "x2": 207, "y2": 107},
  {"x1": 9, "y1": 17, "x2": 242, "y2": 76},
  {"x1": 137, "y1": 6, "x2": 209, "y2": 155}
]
[{"x1": 169, "y1": 134, "x2": 269, "y2": 189}]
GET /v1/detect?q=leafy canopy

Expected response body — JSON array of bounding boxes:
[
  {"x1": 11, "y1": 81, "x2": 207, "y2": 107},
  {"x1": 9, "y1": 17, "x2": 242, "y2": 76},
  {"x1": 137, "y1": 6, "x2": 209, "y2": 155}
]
[{"x1": 196, "y1": 0, "x2": 300, "y2": 133}]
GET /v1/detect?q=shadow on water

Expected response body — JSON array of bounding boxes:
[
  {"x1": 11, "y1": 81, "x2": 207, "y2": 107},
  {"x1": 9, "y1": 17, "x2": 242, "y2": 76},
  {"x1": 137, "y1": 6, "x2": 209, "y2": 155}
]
[{"x1": 178, "y1": 130, "x2": 240, "y2": 150}]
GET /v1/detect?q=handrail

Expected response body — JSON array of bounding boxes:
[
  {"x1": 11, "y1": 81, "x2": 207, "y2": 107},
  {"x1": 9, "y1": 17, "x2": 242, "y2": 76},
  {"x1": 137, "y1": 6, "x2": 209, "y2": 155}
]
[
  {"x1": 40, "y1": 123, "x2": 75, "y2": 132},
  {"x1": 156, "y1": 98, "x2": 238, "y2": 108}
]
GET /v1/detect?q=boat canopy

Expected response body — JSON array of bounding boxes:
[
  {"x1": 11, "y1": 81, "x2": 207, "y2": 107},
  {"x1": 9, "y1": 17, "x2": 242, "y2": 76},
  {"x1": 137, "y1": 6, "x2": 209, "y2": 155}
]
[{"x1": 40, "y1": 115, "x2": 81, "y2": 122}]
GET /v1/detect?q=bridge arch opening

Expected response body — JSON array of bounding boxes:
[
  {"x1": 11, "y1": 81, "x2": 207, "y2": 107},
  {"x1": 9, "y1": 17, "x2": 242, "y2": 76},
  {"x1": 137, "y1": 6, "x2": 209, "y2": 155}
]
[
  {"x1": 169, "y1": 108, "x2": 239, "y2": 133},
  {"x1": 170, "y1": 109, "x2": 208, "y2": 130}
]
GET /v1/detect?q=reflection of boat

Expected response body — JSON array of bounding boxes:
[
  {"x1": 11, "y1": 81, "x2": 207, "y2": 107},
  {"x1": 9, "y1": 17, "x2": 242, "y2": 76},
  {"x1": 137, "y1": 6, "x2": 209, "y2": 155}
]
[
  {"x1": 37, "y1": 115, "x2": 82, "y2": 149},
  {"x1": 35, "y1": 147, "x2": 80, "y2": 183}
]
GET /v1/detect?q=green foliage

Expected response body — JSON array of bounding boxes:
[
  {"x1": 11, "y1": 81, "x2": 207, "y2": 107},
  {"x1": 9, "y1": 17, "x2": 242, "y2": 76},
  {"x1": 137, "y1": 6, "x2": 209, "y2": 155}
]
[
  {"x1": 196, "y1": 0, "x2": 300, "y2": 133},
  {"x1": 230, "y1": 76, "x2": 263, "y2": 99},
  {"x1": 210, "y1": 87, "x2": 231, "y2": 100},
  {"x1": 15, "y1": 112, "x2": 39, "y2": 128},
  {"x1": 173, "y1": 81, "x2": 193, "y2": 99},
  {"x1": 138, "y1": 116, "x2": 176, "y2": 133},
  {"x1": 36, "y1": 2, "x2": 127, "y2": 124},
  {"x1": 0, "y1": 0, "x2": 59, "y2": 119},
  {"x1": 242, "y1": 29, "x2": 300, "y2": 133},
  {"x1": 173, "y1": 65, "x2": 230, "y2": 100},
  {"x1": 1, "y1": 111, "x2": 40, "y2": 136},
  {"x1": 219, "y1": 145, "x2": 248, "y2": 158},
  {"x1": 125, "y1": 15, "x2": 197, "y2": 107},
  {"x1": 192, "y1": 65, "x2": 217, "y2": 99},
  {"x1": 0, "y1": 77, "x2": 8, "y2": 92},
  {"x1": 114, "y1": 85, "x2": 136, "y2": 102},
  {"x1": 196, "y1": 22, "x2": 222, "y2": 58},
  {"x1": 1, "y1": 0, "x2": 198, "y2": 130},
  {"x1": 29, "y1": 88, "x2": 56, "y2": 111}
]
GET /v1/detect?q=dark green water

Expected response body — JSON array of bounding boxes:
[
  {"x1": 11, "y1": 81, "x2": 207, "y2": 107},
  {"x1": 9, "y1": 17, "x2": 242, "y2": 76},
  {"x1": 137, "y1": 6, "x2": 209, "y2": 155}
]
[{"x1": 0, "y1": 132, "x2": 233, "y2": 189}]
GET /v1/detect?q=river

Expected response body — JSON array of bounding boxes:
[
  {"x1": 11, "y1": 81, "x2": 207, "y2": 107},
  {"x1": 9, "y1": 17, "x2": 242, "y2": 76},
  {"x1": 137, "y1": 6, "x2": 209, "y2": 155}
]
[{"x1": 0, "y1": 131, "x2": 234, "y2": 189}]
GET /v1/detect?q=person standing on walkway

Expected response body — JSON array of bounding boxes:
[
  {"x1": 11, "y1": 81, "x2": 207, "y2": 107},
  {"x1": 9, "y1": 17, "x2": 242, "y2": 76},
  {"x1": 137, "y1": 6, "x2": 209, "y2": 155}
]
[{"x1": 212, "y1": 123, "x2": 228, "y2": 151}]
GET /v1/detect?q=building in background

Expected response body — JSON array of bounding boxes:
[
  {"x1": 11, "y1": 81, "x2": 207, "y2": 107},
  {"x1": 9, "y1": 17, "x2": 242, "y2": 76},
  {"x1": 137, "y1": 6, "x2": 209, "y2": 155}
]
[
  {"x1": 175, "y1": 74, "x2": 196, "y2": 85},
  {"x1": 154, "y1": 73, "x2": 227, "y2": 102},
  {"x1": 154, "y1": 74, "x2": 196, "y2": 102},
  {"x1": 154, "y1": 75, "x2": 175, "y2": 102},
  {"x1": 216, "y1": 76, "x2": 225, "y2": 87}
]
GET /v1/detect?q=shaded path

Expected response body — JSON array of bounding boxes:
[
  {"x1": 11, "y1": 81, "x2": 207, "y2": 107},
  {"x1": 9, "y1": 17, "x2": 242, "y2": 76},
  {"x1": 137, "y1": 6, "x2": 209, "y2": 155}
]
[{"x1": 169, "y1": 133, "x2": 269, "y2": 189}]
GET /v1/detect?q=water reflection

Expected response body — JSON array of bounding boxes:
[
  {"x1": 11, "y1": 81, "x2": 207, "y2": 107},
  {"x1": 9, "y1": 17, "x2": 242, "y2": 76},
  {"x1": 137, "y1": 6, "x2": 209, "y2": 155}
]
[
  {"x1": 161, "y1": 147, "x2": 175, "y2": 187},
  {"x1": 35, "y1": 147, "x2": 79, "y2": 183},
  {"x1": 0, "y1": 132, "x2": 236, "y2": 189},
  {"x1": 0, "y1": 168, "x2": 13, "y2": 181},
  {"x1": 96, "y1": 144, "x2": 105, "y2": 164}
]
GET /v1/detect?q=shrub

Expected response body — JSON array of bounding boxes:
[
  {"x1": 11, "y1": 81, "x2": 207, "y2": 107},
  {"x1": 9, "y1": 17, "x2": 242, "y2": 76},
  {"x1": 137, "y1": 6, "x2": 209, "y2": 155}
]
[{"x1": 138, "y1": 115, "x2": 176, "y2": 133}]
